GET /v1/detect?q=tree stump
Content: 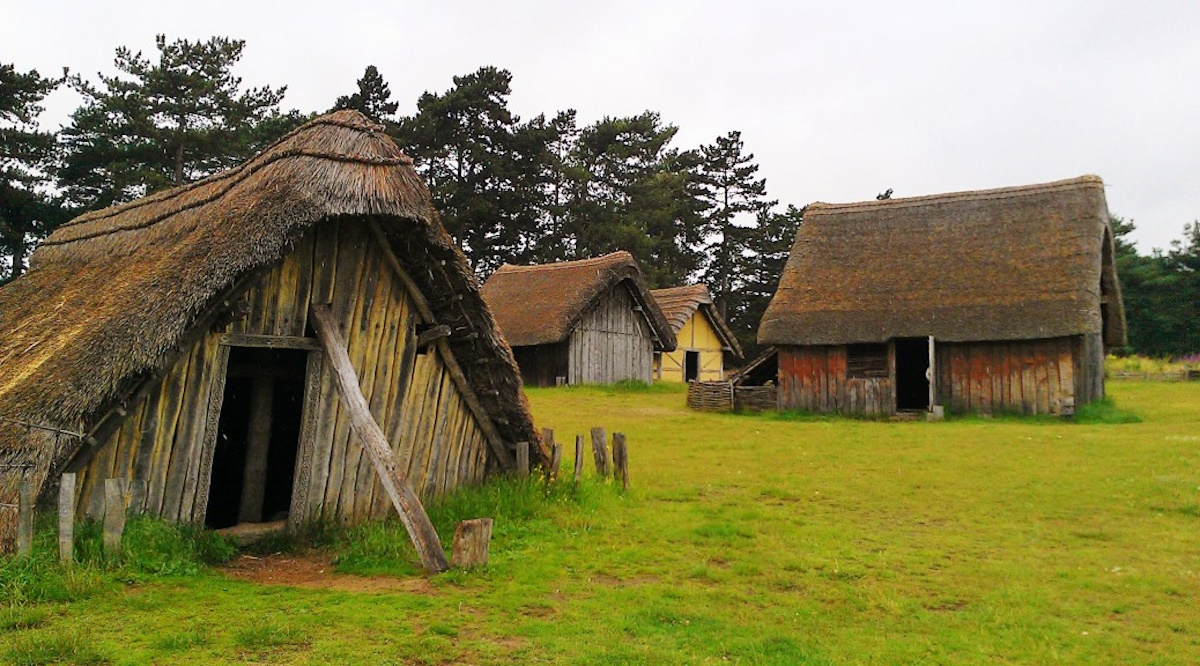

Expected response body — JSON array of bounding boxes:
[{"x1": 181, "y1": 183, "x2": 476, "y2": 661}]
[{"x1": 451, "y1": 518, "x2": 493, "y2": 569}]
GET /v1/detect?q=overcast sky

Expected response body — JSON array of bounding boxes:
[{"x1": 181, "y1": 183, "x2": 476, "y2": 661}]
[{"x1": 4, "y1": 0, "x2": 1197, "y2": 251}]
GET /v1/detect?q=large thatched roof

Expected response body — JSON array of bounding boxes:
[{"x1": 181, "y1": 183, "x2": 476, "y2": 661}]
[
  {"x1": 758, "y1": 176, "x2": 1127, "y2": 347},
  {"x1": 481, "y1": 251, "x2": 676, "y2": 351},
  {"x1": 649, "y1": 284, "x2": 743, "y2": 359},
  {"x1": 0, "y1": 110, "x2": 539, "y2": 471}
]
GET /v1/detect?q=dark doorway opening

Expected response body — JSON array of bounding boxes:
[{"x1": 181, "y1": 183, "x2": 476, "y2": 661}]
[
  {"x1": 685, "y1": 351, "x2": 700, "y2": 382},
  {"x1": 894, "y1": 338, "x2": 930, "y2": 411},
  {"x1": 205, "y1": 347, "x2": 308, "y2": 529}
]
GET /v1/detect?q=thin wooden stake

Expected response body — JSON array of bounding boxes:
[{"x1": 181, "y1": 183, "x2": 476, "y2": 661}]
[
  {"x1": 103, "y1": 479, "x2": 127, "y2": 557},
  {"x1": 17, "y1": 477, "x2": 33, "y2": 557},
  {"x1": 550, "y1": 443, "x2": 562, "y2": 480},
  {"x1": 590, "y1": 427, "x2": 611, "y2": 477},
  {"x1": 516, "y1": 441, "x2": 530, "y2": 481},
  {"x1": 613, "y1": 432, "x2": 629, "y2": 491},
  {"x1": 311, "y1": 304, "x2": 449, "y2": 574},
  {"x1": 573, "y1": 435, "x2": 584, "y2": 487},
  {"x1": 58, "y1": 472, "x2": 75, "y2": 564}
]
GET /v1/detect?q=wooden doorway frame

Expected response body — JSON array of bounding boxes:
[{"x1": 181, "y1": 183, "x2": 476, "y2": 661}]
[{"x1": 192, "y1": 334, "x2": 323, "y2": 531}]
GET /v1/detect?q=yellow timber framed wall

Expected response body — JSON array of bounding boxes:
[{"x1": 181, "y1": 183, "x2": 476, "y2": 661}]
[{"x1": 654, "y1": 309, "x2": 725, "y2": 382}]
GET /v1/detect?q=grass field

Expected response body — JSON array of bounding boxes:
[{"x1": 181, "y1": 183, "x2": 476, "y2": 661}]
[{"x1": 2, "y1": 380, "x2": 1199, "y2": 664}]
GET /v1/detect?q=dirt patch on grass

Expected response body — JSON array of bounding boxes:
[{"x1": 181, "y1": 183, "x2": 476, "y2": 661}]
[{"x1": 221, "y1": 553, "x2": 432, "y2": 594}]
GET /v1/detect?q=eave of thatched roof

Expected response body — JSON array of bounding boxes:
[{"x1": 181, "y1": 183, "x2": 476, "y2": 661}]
[
  {"x1": 0, "y1": 110, "x2": 540, "y2": 470},
  {"x1": 650, "y1": 284, "x2": 743, "y2": 359},
  {"x1": 481, "y1": 251, "x2": 677, "y2": 352},
  {"x1": 758, "y1": 176, "x2": 1128, "y2": 347}
]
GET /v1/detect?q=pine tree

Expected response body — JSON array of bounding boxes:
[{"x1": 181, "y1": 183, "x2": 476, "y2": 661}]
[
  {"x1": 695, "y1": 131, "x2": 774, "y2": 317},
  {"x1": 730, "y1": 204, "x2": 803, "y2": 356},
  {"x1": 332, "y1": 65, "x2": 399, "y2": 124},
  {"x1": 1, "y1": 63, "x2": 63, "y2": 282},
  {"x1": 59, "y1": 35, "x2": 303, "y2": 210},
  {"x1": 394, "y1": 67, "x2": 557, "y2": 274}
]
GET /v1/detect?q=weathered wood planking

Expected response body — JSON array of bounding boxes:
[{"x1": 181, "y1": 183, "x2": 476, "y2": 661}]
[
  {"x1": 777, "y1": 345, "x2": 895, "y2": 416},
  {"x1": 935, "y1": 337, "x2": 1078, "y2": 415},
  {"x1": 565, "y1": 283, "x2": 655, "y2": 385},
  {"x1": 72, "y1": 218, "x2": 495, "y2": 528}
]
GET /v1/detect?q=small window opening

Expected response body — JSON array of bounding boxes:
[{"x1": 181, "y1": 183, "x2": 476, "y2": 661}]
[{"x1": 847, "y1": 344, "x2": 888, "y2": 379}]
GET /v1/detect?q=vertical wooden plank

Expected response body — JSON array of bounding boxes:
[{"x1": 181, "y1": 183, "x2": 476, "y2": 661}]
[
  {"x1": 58, "y1": 473, "x2": 75, "y2": 564},
  {"x1": 590, "y1": 427, "x2": 610, "y2": 477},
  {"x1": 516, "y1": 441, "x2": 530, "y2": 480},
  {"x1": 145, "y1": 343, "x2": 196, "y2": 517},
  {"x1": 1035, "y1": 344, "x2": 1051, "y2": 414},
  {"x1": 160, "y1": 335, "x2": 215, "y2": 521},
  {"x1": 574, "y1": 435, "x2": 585, "y2": 486},
  {"x1": 612, "y1": 432, "x2": 629, "y2": 490},
  {"x1": 238, "y1": 377, "x2": 274, "y2": 523},
  {"x1": 288, "y1": 351, "x2": 323, "y2": 530},
  {"x1": 185, "y1": 337, "x2": 229, "y2": 523}
]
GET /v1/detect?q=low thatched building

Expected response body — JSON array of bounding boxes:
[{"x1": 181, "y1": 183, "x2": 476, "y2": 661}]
[
  {"x1": 758, "y1": 176, "x2": 1126, "y2": 416},
  {"x1": 481, "y1": 252, "x2": 676, "y2": 387},
  {"x1": 0, "y1": 111, "x2": 542, "y2": 547},
  {"x1": 650, "y1": 284, "x2": 742, "y2": 382}
]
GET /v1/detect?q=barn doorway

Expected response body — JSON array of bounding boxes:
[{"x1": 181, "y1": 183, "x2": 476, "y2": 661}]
[
  {"x1": 204, "y1": 347, "x2": 308, "y2": 530},
  {"x1": 685, "y1": 351, "x2": 700, "y2": 382},
  {"x1": 894, "y1": 337, "x2": 930, "y2": 411}
]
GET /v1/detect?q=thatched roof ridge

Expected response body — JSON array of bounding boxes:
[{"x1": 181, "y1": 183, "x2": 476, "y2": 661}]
[
  {"x1": 0, "y1": 110, "x2": 540, "y2": 474},
  {"x1": 481, "y1": 251, "x2": 676, "y2": 351},
  {"x1": 759, "y1": 175, "x2": 1127, "y2": 347},
  {"x1": 649, "y1": 284, "x2": 743, "y2": 359}
]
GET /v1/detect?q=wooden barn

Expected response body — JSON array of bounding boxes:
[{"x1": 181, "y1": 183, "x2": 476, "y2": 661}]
[
  {"x1": 481, "y1": 252, "x2": 676, "y2": 387},
  {"x1": 757, "y1": 176, "x2": 1127, "y2": 416},
  {"x1": 0, "y1": 111, "x2": 543, "y2": 546},
  {"x1": 650, "y1": 284, "x2": 742, "y2": 382}
]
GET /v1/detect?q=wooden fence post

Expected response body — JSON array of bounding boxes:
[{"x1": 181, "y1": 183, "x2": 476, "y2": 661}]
[
  {"x1": 590, "y1": 427, "x2": 610, "y2": 477},
  {"x1": 542, "y1": 428, "x2": 560, "y2": 480},
  {"x1": 573, "y1": 435, "x2": 584, "y2": 487},
  {"x1": 450, "y1": 518, "x2": 493, "y2": 568},
  {"x1": 612, "y1": 432, "x2": 629, "y2": 491},
  {"x1": 58, "y1": 472, "x2": 75, "y2": 564},
  {"x1": 103, "y1": 479, "x2": 128, "y2": 557},
  {"x1": 516, "y1": 441, "x2": 530, "y2": 481},
  {"x1": 17, "y1": 477, "x2": 33, "y2": 557}
]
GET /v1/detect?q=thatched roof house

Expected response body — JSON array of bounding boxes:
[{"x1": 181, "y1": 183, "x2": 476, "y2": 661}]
[
  {"x1": 0, "y1": 110, "x2": 541, "y2": 545},
  {"x1": 650, "y1": 284, "x2": 742, "y2": 382},
  {"x1": 759, "y1": 175, "x2": 1126, "y2": 416},
  {"x1": 481, "y1": 251, "x2": 676, "y2": 387}
]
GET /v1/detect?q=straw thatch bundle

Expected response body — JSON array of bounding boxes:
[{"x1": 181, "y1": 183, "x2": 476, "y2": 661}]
[{"x1": 758, "y1": 176, "x2": 1127, "y2": 347}]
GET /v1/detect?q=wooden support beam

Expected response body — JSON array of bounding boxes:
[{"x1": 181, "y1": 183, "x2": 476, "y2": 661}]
[
  {"x1": 128, "y1": 479, "x2": 147, "y2": 516},
  {"x1": 310, "y1": 304, "x2": 449, "y2": 574},
  {"x1": 17, "y1": 477, "x2": 33, "y2": 557},
  {"x1": 58, "y1": 473, "x2": 75, "y2": 564},
  {"x1": 366, "y1": 219, "x2": 435, "y2": 323},
  {"x1": 416, "y1": 324, "x2": 452, "y2": 349},
  {"x1": 220, "y1": 333, "x2": 320, "y2": 350},
  {"x1": 434, "y1": 338, "x2": 516, "y2": 470},
  {"x1": 238, "y1": 376, "x2": 274, "y2": 523}
]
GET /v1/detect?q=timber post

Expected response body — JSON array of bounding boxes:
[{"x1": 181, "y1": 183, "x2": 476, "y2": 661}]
[
  {"x1": 58, "y1": 472, "x2": 75, "y2": 564},
  {"x1": 612, "y1": 432, "x2": 629, "y2": 491},
  {"x1": 516, "y1": 441, "x2": 530, "y2": 481},
  {"x1": 310, "y1": 304, "x2": 449, "y2": 574},
  {"x1": 17, "y1": 476, "x2": 33, "y2": 557},
  {"x1": 573, "y1": 435, "x2": 584, "y2": 488},
  {"x1": 128, "y1": 479, "x2": 147, "y2": 516},
  {"x1": 450, "y1": 518, "x2": 493, "y2": 568},
  {"x1": 103, "y1": 478, "x2": 127, "y2": 557},
  {"x1": 542, "y1": 428, "x2": 560, "y2": 480},
  {"x1": 590, "y1": 427, "x2": 611, "y2": 477}
]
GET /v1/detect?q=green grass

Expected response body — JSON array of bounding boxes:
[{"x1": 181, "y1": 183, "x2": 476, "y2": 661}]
[{"x1": 1, "y1": 380, "x2": 1198, "y2": 664}]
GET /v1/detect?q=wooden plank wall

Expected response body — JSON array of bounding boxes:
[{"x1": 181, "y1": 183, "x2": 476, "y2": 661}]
[
  {"x1": 567, "y1": 284, "x2": 655, "y2": 385},
  {"x1": 935, "y1": 336, "x2": 1078, "y2": 415},
  {"x1": 777, "y1": 346, "x2": 895, "y2": 416},
  {"x1": 76, "y1": 219, "x2": 492, "y2": 524}
]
